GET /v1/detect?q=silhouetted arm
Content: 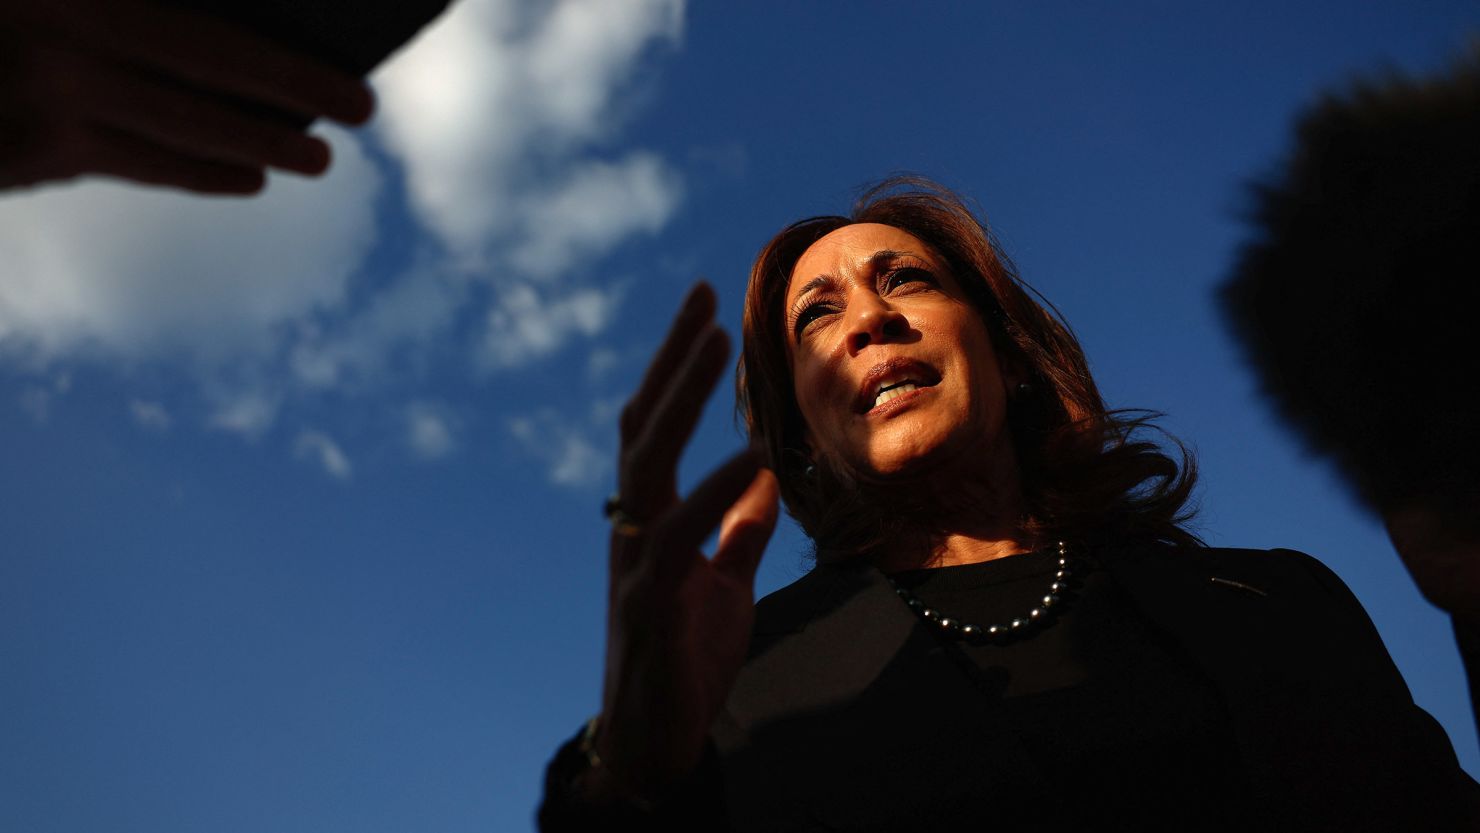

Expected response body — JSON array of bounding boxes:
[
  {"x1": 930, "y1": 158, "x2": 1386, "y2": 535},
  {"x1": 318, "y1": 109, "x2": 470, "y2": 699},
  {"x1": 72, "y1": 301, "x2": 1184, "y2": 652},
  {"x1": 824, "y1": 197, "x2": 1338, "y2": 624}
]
[
  {"x1": 1455, "y1": 618, "x2": 1480, "y2": 753},
  {"x1": 1385, "y1": 499, "x2": 1480, "y2": 750},
  {"x1": 0, "y1": 0, "x2": 373, "y2": 194}
]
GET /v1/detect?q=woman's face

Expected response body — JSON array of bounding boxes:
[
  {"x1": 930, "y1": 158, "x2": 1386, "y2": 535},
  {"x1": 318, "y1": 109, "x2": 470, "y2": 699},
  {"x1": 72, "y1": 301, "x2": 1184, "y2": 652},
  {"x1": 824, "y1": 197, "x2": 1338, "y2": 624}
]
[{"x1": 786, "y1": 223, "x2": 1015, "y2": 481}]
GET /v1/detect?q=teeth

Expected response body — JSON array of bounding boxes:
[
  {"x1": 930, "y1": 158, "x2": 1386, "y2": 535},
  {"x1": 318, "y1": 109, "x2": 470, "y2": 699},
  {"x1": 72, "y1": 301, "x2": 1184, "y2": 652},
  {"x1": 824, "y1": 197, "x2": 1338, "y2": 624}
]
[{"x1": 874, "y1": 383, "x2": 918, "y2": 408}]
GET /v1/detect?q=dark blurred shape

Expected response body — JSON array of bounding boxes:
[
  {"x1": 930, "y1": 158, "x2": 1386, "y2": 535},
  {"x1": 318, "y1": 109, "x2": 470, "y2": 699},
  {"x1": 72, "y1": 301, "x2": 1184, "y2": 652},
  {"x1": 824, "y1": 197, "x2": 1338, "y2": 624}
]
[
  {"x1": 1220, "y1": 46, "x2": 1480, "y2": 514},
  {"x1": 165, "y1": 0, "x2": 452, "y2": 77},
  {"x1": 163, "y1": 0, "x2": 452, "y2": 127},
  {"x1": 0, "y1": 0, "x2": 454, "y2": 193}
]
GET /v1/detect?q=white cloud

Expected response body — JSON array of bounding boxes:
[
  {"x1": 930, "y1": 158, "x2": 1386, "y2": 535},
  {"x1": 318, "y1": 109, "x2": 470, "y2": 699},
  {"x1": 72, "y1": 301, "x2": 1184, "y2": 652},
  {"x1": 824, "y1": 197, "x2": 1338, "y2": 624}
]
[
  {"x1": 295, "y1": 430, "x2": 354, "y2": 481},
  {"x1": 480, "y1": 282, "x2": 621, "y2": 370},
  {"x1": 208, "y1": 388, "x2": 282, "y2": 439},
  {"x1": 549, "y1": 431, "x2": 605, "y2": 487},
  {"x1": 0, "y1": 127, "x2": 379, "y2": 366},
  {"x1": 406, "y1": 402, "x2": 456, "y2": 460},
  {"x1": 373, "y1": 0, "x2": 684, "y2": 265},
  {"x1": 129, "y1": 400, "x2": 172, "y2": 432},
  {"x1": 509, "y1": 410, "x2": 608, "y2": 487},
  {"x1": 510, "y1": 154, "x2": 681, "y2": 279},
  {"x1": 290, "y1": 268, "x2": 467, "y2": 390}
]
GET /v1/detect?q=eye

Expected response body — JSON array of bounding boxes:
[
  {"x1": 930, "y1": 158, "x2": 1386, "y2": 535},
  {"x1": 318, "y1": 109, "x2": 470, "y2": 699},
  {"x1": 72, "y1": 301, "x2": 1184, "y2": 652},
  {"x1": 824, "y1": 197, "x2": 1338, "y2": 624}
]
[
  {"x1": 883, "y1": 266, "x2": 935, "y2": 292},
  {"x1": 793, "y1": 301, "x2": 837, "y2": 336}
]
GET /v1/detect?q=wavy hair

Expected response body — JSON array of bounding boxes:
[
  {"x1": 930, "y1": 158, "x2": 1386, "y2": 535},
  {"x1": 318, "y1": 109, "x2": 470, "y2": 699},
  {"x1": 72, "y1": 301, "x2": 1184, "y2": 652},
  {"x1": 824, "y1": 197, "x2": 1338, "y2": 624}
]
[{"x1": 737, "y1": 177, "x2": 1202, "y2": 563}]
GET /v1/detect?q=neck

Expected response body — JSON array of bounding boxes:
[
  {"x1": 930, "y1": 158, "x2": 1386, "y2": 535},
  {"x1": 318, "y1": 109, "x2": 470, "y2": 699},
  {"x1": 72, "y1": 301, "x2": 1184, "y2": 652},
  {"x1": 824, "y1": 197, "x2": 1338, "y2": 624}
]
[
  {"x1": 870, "y1": 517, "x2": 1032, "y2": 572},
  {"x1": 865, "y1": 443, "x2": 1032, "y2": 572}
]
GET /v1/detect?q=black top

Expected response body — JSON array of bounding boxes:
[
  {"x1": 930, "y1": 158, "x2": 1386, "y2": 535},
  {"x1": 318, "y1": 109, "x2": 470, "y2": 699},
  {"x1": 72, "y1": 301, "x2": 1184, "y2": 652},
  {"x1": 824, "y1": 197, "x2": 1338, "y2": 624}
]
[
  {"x1": 541, "y1": 545, "x2": 1479, "y2": 831},
  {"x1": 885, "y1": 548, "x2": 1252, "y2": 830}
]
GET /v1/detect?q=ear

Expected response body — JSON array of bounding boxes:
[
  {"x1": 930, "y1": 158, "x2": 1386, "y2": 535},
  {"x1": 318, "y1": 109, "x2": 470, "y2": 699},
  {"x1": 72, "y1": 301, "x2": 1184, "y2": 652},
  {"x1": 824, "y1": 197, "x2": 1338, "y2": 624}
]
[
  {"x1": 794, "y1": 434, "x2": 816, "y2": 470},
  {"x1": 787, "y1": 431, "x2": 824, "y2": 477},
  {"x1": 1000, "y1": 355, "x2": 1031, "y2": 392}
]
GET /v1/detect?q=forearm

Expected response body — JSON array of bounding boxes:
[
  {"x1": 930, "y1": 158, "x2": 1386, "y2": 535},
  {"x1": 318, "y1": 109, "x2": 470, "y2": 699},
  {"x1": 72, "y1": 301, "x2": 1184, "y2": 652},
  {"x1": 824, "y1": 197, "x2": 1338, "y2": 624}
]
[{"x1": 1455, "y1": 615, "x2": 1480, "y2": 754}]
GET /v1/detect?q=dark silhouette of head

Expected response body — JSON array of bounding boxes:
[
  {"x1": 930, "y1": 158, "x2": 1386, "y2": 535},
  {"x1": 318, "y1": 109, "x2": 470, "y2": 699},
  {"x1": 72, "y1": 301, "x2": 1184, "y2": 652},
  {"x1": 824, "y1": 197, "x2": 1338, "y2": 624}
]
[{"x1": 1221, "y1": 48, "x2": 1480, "y2": 512}]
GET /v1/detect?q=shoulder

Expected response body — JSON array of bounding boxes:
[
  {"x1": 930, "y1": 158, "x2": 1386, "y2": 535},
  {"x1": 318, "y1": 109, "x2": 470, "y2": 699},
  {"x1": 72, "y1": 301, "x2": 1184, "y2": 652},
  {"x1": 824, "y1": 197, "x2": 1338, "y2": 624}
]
[
  {"x1": 751, "y1": 561, "x2": 868, "y2": 637},
  {"x1": 1105, "y1": 542, "x2": 1360, "y2": 599},
  {"x1": 1102, "y1": 542, "x2": 1397, "y2": 658},
  {"x1": 1126, "y1": 545, "x2": 1478, "y2": 816},
  {"x1": 1108, "y1": 543, "x2": 1406, "y2": 673}
]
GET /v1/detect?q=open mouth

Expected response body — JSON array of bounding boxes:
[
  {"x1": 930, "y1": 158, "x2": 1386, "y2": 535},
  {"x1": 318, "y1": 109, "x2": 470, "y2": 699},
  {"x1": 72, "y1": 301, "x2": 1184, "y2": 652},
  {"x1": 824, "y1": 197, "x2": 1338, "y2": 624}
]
[
  {"x1": 873, "y1": 380, "x2": 925, "y2": 408},
  {"x1": 856, "y1": 359, "x2": 942, "y2": 413}
]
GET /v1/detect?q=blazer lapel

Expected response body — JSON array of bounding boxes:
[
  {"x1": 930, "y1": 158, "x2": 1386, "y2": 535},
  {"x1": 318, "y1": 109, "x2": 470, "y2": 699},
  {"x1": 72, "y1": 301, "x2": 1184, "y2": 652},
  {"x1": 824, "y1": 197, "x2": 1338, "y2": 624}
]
[
  {"x1": 1103, "y1": 546, "x2": 1469, "y2": 831},
  {"x1": 715, "y1": 561, "x2": 1048, "y2": 830},
  {"x1": 723, "y1": 562, "x2": 916, "y2": 730}
]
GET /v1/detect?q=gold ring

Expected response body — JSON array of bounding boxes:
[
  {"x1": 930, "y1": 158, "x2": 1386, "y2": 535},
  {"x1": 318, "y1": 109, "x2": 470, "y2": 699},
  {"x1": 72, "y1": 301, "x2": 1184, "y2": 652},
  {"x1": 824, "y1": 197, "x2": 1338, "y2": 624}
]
[{"x1": 603, "y1": 493, "x2": 645, "y2": 537}]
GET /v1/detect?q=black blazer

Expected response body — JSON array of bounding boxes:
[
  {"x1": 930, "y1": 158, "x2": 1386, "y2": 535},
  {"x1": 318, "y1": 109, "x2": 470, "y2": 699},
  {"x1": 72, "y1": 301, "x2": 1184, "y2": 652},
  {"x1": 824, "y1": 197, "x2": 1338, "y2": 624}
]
[{"x1": 709, "y1": 546, "x2": 1480, "y2": 831}]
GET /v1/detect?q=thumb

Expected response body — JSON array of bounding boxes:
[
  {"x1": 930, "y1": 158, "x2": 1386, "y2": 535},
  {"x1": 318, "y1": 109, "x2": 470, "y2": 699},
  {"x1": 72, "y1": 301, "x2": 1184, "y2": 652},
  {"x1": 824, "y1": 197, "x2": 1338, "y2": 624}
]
[{"x1": 713, "y1": 468, "x2": 780, "y2": 584}]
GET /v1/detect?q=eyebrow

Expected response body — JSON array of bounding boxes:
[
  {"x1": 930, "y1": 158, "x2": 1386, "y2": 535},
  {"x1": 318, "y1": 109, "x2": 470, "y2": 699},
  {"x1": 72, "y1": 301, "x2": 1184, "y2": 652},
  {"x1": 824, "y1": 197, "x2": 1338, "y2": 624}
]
[{"x1": 791, "y1": 249, "x2": 914, "y2": 303}]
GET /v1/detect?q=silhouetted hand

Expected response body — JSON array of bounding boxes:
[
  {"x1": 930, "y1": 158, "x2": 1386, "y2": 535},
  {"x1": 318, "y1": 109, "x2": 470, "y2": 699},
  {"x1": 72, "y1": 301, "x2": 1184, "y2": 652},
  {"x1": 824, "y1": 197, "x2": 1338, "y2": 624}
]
[
  {"x1": 1384, "y1": 497, "x2": 1480, "y2": 630},
  {"x1": 0, "y1": 0, "x2": 375, "y2": 194},
  {"x1": 582, "y1": 281, "x2": 780, "y2": 804}
]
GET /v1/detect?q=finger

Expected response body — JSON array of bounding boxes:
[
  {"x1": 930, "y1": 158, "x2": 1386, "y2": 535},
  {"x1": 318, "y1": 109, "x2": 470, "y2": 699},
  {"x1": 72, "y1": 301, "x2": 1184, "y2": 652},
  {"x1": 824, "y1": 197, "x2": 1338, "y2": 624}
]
[
  {"x1": 77, "y1": 125, "x2": 266, "y2": 194},
  {"x1": 84, "y1": 1, "x2": 374, "y2": 125},
  {"x1": 0, "y1": 114, "x2": 69, "y2": 190},
  {"x1": 648, "y1": 448, "x2": 764, "y2": 585},
  {"x1": 712, "y1": 467, "x2": 780, "y2": 584},
  {"x1": 620, "y1": 281, "x2": 716, "y2": 446},
  {"x1": 621, "y1": 323, "x2": 729, "y2": 512},
  {"x1": 84, "y1": 63, "x2": 331, "y2": 174}
]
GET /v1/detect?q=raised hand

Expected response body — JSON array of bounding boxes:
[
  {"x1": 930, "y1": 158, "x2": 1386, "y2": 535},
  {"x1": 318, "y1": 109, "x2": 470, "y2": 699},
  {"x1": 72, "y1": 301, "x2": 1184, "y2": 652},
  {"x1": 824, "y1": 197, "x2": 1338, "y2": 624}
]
[
  {"x1": 0, "y1": 0, "x2": 375, "y2": 194},
  {"x1": 1383, "y1": 497, "x2": 1480, "y2": 630},
  {"x1": 583, "y1": 281, "x2": 779, "y2": 802}
]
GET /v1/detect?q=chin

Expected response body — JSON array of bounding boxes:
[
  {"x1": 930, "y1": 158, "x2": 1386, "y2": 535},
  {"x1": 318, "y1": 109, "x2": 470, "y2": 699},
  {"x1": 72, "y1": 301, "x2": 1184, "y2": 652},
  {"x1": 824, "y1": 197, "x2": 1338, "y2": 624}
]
[
  {"x1": 852, "y1": 439, "x2": 958, "y2": 483},
  {"x1": 848, "y1": 421, "x2": 1004, "y2": 485}
]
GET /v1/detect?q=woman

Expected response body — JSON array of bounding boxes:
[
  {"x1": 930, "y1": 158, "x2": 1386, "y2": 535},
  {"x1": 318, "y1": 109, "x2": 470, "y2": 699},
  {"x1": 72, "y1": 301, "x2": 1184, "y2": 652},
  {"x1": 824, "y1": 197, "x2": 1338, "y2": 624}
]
[{"x1": 539, "y1": 179, "x2": 1480, "y2": 831}]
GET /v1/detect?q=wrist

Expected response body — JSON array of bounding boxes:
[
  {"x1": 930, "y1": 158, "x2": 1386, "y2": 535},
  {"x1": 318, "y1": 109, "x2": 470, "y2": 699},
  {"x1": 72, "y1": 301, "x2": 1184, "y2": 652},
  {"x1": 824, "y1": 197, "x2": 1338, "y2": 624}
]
[{"x1": 572, "y1": 715, "x2": 658, "y2": 811}]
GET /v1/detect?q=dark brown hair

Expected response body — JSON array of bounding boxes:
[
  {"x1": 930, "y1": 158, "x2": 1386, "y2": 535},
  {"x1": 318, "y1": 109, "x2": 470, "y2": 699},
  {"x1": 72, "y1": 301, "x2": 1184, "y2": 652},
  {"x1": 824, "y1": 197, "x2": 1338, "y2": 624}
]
[
  {"x1": 1221, "y1": 47, "x2": 1480, "y2": 513},
  {"x1": 737, "y1": 177, "x2": 1202, "y2": 562}
]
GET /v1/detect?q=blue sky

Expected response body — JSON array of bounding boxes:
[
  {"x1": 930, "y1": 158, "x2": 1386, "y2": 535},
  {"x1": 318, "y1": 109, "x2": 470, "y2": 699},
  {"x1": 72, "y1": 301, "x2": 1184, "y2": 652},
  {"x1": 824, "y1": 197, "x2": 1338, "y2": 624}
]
[{"x1": 3, "y1": 2, "x2": 1478, "y2": 831}]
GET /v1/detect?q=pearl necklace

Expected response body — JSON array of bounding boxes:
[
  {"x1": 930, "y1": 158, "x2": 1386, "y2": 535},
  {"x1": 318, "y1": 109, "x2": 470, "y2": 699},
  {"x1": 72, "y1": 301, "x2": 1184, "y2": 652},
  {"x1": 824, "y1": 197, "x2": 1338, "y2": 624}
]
[{"x1": 887, "y1": 540, "x2": 1076, "y2": 641}]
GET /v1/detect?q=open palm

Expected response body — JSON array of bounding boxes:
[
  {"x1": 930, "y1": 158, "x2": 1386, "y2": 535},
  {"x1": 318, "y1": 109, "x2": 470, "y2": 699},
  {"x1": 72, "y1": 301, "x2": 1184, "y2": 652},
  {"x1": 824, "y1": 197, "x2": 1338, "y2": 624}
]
[{"x1": 590, "y1": 281, "x2": 779, "y2": 801}]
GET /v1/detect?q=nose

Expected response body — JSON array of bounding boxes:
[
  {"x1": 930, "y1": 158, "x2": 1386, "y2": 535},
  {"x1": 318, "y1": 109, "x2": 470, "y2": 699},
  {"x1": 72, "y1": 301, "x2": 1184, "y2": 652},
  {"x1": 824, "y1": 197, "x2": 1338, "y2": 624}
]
[{"x1": 845, "y1": 294, "x2": 907, "y2": 355}]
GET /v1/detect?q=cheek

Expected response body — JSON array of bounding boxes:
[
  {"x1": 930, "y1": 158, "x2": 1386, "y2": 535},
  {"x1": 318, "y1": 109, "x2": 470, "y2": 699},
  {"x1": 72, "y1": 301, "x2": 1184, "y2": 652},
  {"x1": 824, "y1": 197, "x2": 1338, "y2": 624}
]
[
  {"x1": 792, "y1": 355, "x2": 862, "y2": 460},
  {"x1": 790, "y1": 357, "x2": 829, "y2": 443},
  {"x1": 935, "y1": 314, "x2": 1009, "y2": 421},
  {"x1": 955, "y1": 315, "x2": 1004, "y2": 384}
]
